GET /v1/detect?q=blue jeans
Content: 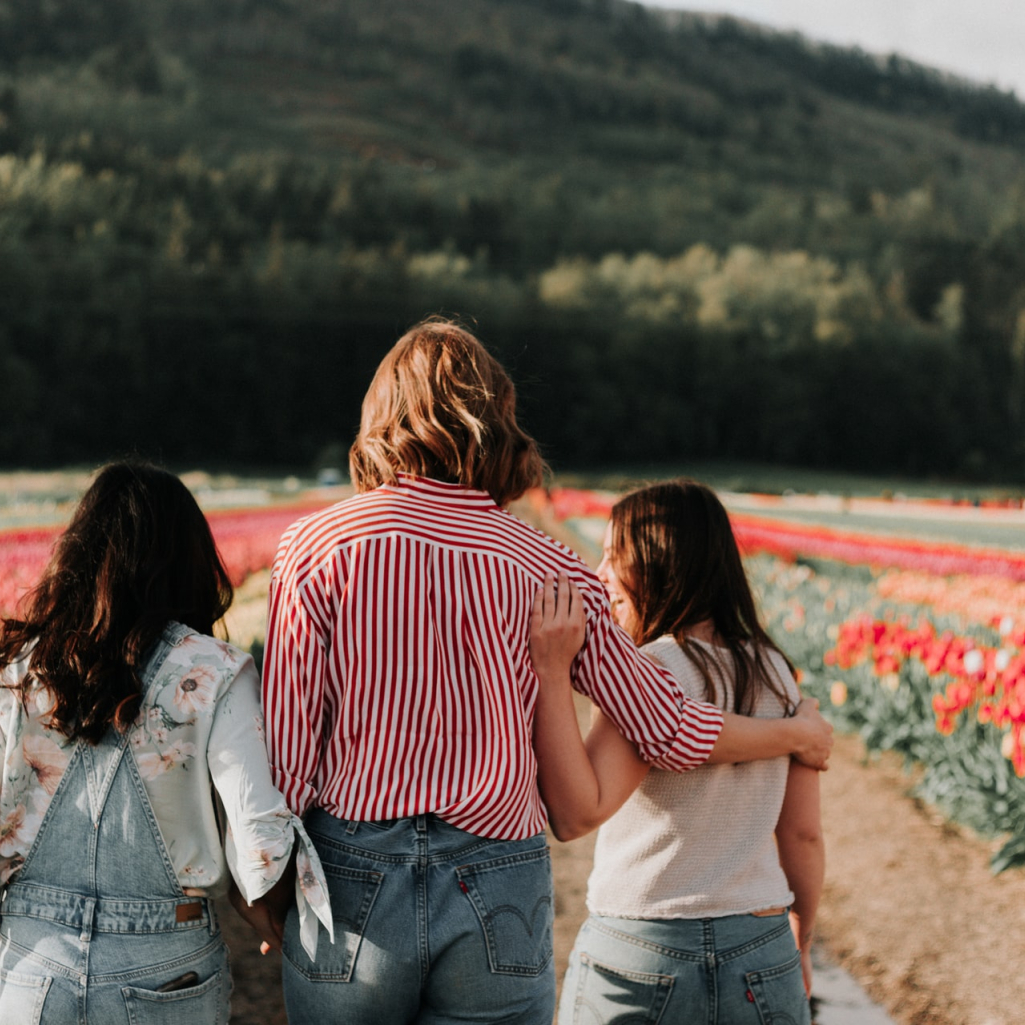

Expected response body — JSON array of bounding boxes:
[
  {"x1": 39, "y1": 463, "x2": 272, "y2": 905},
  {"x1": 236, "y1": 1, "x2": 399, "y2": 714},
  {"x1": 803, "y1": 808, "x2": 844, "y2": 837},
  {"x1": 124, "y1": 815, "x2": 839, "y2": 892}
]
[
  {"x1": 0, "y1": 630, "x2": 230, "y2": 1025},
  {"x1": 558, "y1": 913, "x2": 810, "y2": 1025},
  {"x1": 282, "y1": 810, "x2": 555, "y2": 1024}
]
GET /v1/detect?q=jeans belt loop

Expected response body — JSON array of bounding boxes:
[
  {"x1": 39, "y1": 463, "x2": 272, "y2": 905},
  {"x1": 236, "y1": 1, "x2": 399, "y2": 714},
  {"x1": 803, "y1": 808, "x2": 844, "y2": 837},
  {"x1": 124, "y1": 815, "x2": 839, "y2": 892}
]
[{"x1": 79, "y1": 897, "x2": 97, "y2": 943}]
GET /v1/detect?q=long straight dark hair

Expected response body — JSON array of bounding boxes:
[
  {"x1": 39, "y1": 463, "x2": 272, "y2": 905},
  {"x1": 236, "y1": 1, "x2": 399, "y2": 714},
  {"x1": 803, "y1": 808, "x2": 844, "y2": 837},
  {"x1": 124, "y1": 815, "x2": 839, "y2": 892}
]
[
  {"x1": 0, "y1": 462, "x2": 233, "y2": 744},
  {"x1": 609, "y1": 479, "x2": 795, "y2": 716}
]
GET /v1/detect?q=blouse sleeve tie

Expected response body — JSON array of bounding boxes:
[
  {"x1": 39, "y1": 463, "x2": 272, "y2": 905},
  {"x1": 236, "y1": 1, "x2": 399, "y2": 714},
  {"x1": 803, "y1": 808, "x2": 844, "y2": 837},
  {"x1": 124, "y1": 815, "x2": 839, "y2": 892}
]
[
  {"x1": 226, "y1": 809, "x2": 335, "y2": 960},
  {"x1": 291, "y1": 814, "x2": 335, "y2": 960}
]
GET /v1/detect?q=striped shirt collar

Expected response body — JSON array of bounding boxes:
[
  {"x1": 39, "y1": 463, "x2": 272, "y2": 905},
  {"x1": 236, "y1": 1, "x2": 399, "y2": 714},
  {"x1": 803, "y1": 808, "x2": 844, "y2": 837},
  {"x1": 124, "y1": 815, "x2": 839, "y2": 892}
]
[{"x1": 382, "y1": 473, "x2": 500, "y2": 509}]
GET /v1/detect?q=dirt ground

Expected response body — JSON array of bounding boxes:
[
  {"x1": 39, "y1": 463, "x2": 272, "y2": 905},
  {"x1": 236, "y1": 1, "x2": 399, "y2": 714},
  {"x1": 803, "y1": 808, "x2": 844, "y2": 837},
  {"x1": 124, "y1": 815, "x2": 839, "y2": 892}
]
[
  {"x1": 220, "y1": 730, "x2": 1025, "y2": 1025},
  {"x1": 811, "y1": 735, "x2": 1025, "y2": 1025}
]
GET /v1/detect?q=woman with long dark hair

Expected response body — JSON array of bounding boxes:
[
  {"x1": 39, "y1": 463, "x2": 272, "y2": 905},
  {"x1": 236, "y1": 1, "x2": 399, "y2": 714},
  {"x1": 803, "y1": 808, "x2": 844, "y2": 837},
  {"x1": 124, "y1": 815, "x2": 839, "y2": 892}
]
[
  {"x1": 531, "y1": 479, "x2": 824, "y2": 1024},
  {"x1": 0, "y1": 462, "x2": 331, "y2": 1023}
]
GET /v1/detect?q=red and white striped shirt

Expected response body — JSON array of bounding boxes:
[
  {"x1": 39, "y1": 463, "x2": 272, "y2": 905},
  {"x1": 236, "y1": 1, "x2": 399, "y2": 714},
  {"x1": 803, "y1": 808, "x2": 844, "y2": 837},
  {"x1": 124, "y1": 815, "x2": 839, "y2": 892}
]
[{"x1": 262, "y1": 475, "x2": 723, "y2": 840}]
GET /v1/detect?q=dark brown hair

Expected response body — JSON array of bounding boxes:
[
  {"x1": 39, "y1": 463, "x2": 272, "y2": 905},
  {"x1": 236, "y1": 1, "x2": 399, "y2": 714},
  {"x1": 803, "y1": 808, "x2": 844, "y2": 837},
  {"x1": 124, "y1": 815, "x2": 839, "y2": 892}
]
[
  {"x1": 349, "y1": 318, "x2": 545, "y2": 506},
  {"x1": 609, "y1": 479, "x2": 795, "y2": 715},
  {"x1": 0, "y1": 462, "x2": 233, "y2": 744}
]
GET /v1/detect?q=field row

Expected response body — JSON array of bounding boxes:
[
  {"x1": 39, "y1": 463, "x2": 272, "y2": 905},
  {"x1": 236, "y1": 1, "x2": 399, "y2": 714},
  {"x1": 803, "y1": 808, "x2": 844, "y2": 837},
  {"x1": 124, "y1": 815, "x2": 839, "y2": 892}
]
[
  {"x1": 550, "y1": 487, "x2": 1025, "y2": 873},
  {"x1": 0, "y1": 500, "x2": 329, "y2": 619},
  {"x1": 4, "y1": 486, "x2": 1023, "y2": 871}
]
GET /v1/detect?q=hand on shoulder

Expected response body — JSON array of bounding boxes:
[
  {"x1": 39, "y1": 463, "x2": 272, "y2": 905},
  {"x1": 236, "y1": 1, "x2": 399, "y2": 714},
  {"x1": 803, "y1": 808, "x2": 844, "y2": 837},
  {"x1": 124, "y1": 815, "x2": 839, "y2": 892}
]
[{"x1": 529, "y1": 572, "x2": 586, "y2": 685}]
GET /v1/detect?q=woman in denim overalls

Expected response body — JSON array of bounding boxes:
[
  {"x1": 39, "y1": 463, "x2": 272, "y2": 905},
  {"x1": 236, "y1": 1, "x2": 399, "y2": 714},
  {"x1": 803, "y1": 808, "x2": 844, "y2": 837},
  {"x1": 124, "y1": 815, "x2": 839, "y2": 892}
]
[{"x1": 0, "y1": 463, "x2": 332, "y2": 1024}]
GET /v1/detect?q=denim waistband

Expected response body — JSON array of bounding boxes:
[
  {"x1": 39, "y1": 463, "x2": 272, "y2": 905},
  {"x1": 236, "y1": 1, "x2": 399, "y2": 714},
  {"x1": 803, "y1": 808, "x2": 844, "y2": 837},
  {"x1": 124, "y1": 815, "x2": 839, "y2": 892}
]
[
  {"x1": 2, "y1": 881, "x2": 214, "y2": 934},
  {"x1": 304, "y1": 808, "x2": 546, "y2": 865}
]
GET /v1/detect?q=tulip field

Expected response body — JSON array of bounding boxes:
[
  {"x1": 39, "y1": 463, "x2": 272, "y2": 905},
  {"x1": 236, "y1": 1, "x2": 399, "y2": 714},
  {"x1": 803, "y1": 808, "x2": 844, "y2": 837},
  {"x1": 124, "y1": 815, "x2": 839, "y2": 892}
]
[
  {"x1": 0, "y1": 501, "x2": 332, "y2": 618},
  {"x1": 548, "y1": 486, "x2": 1025, "y2": 873},
  {"x1": 3, "y1": 480, "x2": 1025, "y2": 872}
]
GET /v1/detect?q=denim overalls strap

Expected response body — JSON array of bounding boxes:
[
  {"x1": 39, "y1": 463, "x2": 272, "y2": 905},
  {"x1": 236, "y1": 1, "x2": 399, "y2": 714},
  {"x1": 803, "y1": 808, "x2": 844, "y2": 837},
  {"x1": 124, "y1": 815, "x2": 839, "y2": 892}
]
[{"x1": 3, "y1": 622, "x2": 215, "y2": 934}]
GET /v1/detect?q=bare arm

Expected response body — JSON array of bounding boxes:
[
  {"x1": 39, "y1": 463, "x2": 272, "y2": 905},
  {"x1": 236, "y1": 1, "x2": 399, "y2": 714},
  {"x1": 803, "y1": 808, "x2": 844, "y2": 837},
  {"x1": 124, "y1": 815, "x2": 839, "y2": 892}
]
[
  {"x1": 776, "y1": 760, "x2": 824, "y2": 996},
  {"x1": 707, "y1": 700, "x2": 833, "y2": 770},
  {"x1": 530, "y1": 574, "x2": 649, "y2": 840},
  {"x1": 565, "y1": 569, "x2": 832, "y2": 772}
]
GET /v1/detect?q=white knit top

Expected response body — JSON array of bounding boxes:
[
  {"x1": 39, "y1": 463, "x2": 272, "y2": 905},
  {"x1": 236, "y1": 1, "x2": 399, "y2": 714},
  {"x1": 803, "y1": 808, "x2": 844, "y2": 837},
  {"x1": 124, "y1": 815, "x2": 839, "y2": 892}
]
[{"x1": 586, "y1": 636, "x2": 800, "y2": 919}]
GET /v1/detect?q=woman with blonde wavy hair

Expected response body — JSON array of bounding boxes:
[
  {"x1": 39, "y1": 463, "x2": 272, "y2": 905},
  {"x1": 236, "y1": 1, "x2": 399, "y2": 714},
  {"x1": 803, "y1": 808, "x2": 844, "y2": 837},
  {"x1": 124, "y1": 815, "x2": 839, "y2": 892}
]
[{"x1": 262, "y1": 319, "x2": 832, "y2": 1025}]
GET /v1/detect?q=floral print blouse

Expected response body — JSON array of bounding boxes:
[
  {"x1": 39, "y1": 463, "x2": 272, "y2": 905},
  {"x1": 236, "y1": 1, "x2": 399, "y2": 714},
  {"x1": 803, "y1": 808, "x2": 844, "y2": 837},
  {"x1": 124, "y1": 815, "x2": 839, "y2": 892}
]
[{"x1": 0, "y1": 626, "x2": 333, "y2": 958}]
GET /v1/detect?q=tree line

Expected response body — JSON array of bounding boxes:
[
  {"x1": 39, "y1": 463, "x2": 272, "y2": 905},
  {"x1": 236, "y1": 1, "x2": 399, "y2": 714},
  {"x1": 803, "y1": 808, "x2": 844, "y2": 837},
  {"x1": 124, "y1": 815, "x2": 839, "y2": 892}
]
[{"x1": 1, "y1": 0, "x2": 1025, "y2": 479}]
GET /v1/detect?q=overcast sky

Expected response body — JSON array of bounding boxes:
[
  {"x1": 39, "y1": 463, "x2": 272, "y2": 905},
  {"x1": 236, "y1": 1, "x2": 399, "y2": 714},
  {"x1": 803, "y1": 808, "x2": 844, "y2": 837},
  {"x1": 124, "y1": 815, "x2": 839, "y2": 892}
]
[{"x1": 643, "y1": 0, "x2": 1025, "y2": 98}]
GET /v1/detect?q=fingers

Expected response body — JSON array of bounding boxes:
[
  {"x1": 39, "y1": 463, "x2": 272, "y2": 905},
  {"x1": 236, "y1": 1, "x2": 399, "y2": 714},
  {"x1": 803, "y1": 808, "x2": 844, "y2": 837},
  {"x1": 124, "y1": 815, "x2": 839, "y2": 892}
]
[
  {"x1": 567, "y1": 579, "x2": 584, "y2": 628},
  {"x1": 545, "y1": 571, "x2": 557, "y2": 619},
  {"x1": 530, "y1": 577, "x2": 544, "y2": 627},
  {"x1": 532, "y1": 572, "x2": 586, "y2": 630},
  {"x1": 552, "y1": 573, "x2": 582, "y2": 620}
]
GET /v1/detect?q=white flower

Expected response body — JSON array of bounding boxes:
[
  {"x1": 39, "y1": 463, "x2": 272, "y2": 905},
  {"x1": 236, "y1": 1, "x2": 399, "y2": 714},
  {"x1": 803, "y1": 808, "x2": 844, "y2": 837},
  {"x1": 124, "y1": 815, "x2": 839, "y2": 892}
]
[
  {"x1": 0, "y1": 804, "x2": 43, "y2": 858},
  {"x1": 995, "y1": 649, "x2": 1012, "y2": 672},
  {"x1": 134, "y1": 740, "x2": 197, "y2": 780},
  {"x1": 135, "y1": 752, "x2": 172, "y2": 780},
  {"x1": 962, "y1": 650, "x2": 984, "y2": 674},
  {"x1": 165, "y1": 739, "x2": 197, "y2": 763},
  {"x1": 245, "y1": 835, "x2": 291, "y2": 880},
  {"x1": 172, "y1": 665, "x2": 219, "y2": 715},
  {"x1": 296, "y1": 846, "x2": 328, "y2": 908},
  {"x1": 999, "y1": 616, "x2": 1014, "y2": 637},
  {"x1": 22, "y1": 733, "x2": 70, "y2": 796}
]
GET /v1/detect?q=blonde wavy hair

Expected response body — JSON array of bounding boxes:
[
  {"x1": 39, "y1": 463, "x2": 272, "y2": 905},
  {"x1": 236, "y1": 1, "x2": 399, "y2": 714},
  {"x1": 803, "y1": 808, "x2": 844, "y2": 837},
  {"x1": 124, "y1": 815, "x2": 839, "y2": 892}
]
[{"x1": 349, "y1": 318, "x2": 545, "y2": 506}]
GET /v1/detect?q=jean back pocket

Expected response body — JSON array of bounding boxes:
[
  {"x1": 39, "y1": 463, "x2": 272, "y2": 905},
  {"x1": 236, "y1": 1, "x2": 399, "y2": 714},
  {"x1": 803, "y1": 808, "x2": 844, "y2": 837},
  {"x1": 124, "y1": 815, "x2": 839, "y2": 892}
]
[
  {"x1": 455, "y1": 846, "x2": 553, "y2": 977},
  {"x1": 745, "y1": 951, "x2": 810, "y2": 1025},
  {"x1": 0, "y1": 970, "x2": 52, "y2": 1025},
  {"x1": 284, "y1": 863, "x2": 383, "y2": 982},
  {"x1": 568, "y1": 952, "x2": 674, "y2": 1025},
  {"x1": 121, "y1": 968, "x2": 226, "y2": 1025}
]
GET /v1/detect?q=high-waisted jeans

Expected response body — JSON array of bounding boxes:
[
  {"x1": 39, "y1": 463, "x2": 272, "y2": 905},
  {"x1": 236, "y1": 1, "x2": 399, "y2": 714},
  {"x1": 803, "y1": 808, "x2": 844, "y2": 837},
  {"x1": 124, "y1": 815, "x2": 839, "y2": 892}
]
[
  {"x1": 558, "y1": 912, "x2": 810, "y2": 1025},
  {"x1": 282, "y1": 809, "x2": 555, "y2": 1024}
]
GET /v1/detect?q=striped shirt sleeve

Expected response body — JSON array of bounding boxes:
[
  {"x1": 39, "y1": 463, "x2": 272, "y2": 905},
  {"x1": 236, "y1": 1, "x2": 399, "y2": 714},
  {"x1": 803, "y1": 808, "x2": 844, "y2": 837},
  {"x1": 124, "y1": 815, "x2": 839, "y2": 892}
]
[
  {"x1": 574, "y1": 596, "x2": 725, "y2": 771},
  {"x1": 262, "y1": 532, "x2": 328, "y2": 817}
]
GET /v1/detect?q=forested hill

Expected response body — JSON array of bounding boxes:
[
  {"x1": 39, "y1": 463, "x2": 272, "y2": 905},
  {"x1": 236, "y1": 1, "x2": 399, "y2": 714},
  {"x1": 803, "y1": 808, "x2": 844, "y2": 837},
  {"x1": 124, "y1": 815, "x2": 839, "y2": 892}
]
[{"x1": 2, "y1": 0, "x2": 1025, "y2": 480}]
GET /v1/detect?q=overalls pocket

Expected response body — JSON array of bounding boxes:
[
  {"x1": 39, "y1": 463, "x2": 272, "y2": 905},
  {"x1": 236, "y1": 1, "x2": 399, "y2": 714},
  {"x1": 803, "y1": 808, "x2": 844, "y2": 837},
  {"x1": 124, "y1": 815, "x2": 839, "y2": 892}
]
[
  {"x1": 121, "y1": 966, "x2": 227, "y2": 1025},
  {"x1": 0, "y1": 969, "x2": 52, "y2": 1025}
]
